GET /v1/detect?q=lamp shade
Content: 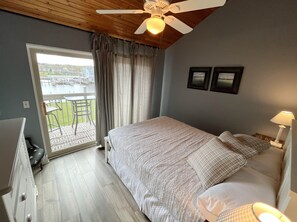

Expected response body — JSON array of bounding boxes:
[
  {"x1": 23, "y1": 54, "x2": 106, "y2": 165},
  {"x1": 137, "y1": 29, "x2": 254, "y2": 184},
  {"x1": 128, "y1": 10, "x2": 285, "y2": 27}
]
[
  {"x1": 270, "y1": 111, "x2": 295, "y2": 126},
  {"x1": 146, "y1": 17, "x2": 165, "y2": 35},
  {"x1": 217, "y1": 202, "x2": 291, "y2": 222}
]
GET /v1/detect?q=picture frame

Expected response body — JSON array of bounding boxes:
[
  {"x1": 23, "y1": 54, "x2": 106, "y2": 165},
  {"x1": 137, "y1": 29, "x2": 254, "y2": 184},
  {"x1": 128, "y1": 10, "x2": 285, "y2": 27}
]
[
  {"x1": 210, "y1": 67, "x2": 244, "y2": 94},
  {"x1": 187, "y1": 67, "x2": 212, "y2": 90}
]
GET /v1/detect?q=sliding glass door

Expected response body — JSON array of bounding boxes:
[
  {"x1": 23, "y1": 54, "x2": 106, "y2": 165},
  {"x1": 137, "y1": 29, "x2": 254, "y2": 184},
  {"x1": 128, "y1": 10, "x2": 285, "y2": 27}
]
[{"x1": 27, "y1": 44, "x2": 97, "y2": 158}]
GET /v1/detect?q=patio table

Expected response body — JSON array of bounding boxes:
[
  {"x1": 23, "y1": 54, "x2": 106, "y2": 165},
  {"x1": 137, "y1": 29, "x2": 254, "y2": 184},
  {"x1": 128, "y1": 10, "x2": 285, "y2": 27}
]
[{"x1": 64, "y1": 95, "x2": 96, "y2": 135}]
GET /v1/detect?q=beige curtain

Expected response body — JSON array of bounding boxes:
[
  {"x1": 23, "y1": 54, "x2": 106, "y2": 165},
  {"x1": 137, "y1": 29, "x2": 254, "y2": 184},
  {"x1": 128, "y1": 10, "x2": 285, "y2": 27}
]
[
  {"x1": 113, "y1": 55, "x2": 132, "y2": 127},
  {"x1": 132, "y1": 55, "x2": 155, "y2": 123},
  {"x1": 92, "y1": 33, "x2": 157, "y2": 144},
  {"x1": 113, "y1": 45, "x2": 157, "y2": 128}
]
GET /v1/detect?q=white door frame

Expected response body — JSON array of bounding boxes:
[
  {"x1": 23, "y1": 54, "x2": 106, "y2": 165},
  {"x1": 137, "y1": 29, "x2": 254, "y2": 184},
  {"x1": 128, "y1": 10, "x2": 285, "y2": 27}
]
[{"x1": 26, "y1": 43, "x2": 96, "y2": 158}]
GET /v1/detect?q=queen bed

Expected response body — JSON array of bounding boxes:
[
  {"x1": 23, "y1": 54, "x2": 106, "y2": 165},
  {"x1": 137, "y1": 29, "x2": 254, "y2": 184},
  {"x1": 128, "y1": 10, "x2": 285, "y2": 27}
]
[{"x1": 106, "y1": 116, "x2": 296, "y2": 221}]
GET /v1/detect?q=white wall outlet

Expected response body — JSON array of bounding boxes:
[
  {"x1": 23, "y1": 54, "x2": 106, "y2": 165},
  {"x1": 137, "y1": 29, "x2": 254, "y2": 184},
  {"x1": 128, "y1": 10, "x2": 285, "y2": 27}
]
[{"x1": 23, "y1": 101, "x2": 30, "y2": 109}]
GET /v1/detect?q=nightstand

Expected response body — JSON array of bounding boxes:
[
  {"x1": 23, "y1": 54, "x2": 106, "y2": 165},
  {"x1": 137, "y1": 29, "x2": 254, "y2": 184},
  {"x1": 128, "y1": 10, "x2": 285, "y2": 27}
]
[{"x1": 253, "y1": 133, "x2": 284, "y2": 148}]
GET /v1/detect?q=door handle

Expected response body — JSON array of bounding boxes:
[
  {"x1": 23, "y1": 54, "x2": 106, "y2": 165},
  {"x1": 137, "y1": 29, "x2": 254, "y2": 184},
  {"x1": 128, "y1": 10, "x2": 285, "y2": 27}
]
[
  {"x1": 21, "y1": 192, "x2": 27, "y2": 201},
  {"x1": 41, "y1": 102, "x2": 47, "y2": 115}
]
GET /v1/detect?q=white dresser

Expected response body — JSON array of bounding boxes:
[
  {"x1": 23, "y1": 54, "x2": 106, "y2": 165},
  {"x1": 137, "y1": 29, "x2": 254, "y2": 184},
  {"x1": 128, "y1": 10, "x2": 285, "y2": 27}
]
[{"x1": 0, "y1": 118, "x2": 37, "y2": 222}]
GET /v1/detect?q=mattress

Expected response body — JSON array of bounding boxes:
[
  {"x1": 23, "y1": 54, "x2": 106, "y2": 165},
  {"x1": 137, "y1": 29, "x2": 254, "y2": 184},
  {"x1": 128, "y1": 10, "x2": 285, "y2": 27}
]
[{"x1": 108, "y1": 116, "x2": 215, "y2": 221}]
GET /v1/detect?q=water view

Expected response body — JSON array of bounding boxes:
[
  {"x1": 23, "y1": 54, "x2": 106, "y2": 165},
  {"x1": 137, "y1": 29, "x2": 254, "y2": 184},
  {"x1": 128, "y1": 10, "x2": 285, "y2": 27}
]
[
  {"x1": 37, "y1": 53, "x2": 95, "y2": 96},
  {"x1": 41, "y1": 81, "x2": 95, "y2": 95}
]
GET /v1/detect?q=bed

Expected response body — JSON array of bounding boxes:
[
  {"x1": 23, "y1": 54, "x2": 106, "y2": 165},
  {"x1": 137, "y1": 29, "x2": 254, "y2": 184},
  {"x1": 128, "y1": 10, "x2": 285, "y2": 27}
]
[{"x1": 106, "y1": 116, "x2": 296, "y2": 221}]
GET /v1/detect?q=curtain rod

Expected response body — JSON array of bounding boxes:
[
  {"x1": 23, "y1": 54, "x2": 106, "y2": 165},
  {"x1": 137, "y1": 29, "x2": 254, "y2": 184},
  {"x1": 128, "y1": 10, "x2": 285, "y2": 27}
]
[{"x1": 91, "y1": 31, "x2": 160, "y2": 50}]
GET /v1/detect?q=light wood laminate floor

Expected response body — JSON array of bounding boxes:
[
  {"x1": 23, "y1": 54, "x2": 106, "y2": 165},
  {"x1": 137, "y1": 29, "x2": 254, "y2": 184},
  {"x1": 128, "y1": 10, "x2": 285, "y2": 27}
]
[{"x1": 34, "y1": 147, "x2": 150, "y2": 222}]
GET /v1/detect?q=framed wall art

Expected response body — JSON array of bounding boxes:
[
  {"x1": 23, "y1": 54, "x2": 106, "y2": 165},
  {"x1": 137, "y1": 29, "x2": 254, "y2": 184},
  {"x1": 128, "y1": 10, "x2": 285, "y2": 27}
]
[
  {"x1": 210, "y1": 67, "x2": 244, "y2": 94},
  {"x1": 187, "y1": 67, "x2": 212, "y2": 90}
]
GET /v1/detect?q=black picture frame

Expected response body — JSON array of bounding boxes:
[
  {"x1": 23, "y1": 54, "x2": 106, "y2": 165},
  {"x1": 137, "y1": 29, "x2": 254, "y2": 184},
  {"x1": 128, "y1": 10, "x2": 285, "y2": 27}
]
[
  {"x1": 187, "y1": 67, "x2": 212, "y2": 90},
  {"x1": 210, "y1": 67, "x2": 244, "y2": 94}
]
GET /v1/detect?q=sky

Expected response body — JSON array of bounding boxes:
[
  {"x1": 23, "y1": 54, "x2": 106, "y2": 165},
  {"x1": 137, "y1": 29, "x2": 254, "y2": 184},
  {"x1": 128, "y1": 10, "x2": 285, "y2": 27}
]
[{"x1": 37, "y1": 53, "x2": 94, "y2": 66}]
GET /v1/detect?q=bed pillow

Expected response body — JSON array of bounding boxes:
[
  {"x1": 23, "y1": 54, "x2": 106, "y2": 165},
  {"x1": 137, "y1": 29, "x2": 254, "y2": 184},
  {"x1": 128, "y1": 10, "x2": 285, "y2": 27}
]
[
  {"x1": 198, "y1": 167, "x2": 279, "y2": 222},
  {"x1": 219, "y1": 131, "x2": 258, "y2": 159},
  {"x1": 187, "y1": 137, "x2": 246, "y2": 190},
  {"x1": 247, "y1": 147, "x2": 283, "y2": 182},
  {"x1": 234, "y1": 134, "x2": 271, "y2": 153}
]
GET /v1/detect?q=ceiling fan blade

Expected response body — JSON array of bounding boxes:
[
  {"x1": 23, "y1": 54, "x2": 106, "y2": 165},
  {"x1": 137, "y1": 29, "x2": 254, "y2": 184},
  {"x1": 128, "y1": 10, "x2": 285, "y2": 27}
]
[
  {"x1": 134, "y1": 19, "x2": 149, "y2": 34},
  {"x1": 169, "y1": 0, "x2": 226, "y2": 13},
  {"x1": 96, "y1": 9, "x2": 144, "y2": 14},
  {"x1": 164, "y1": 16, "x2": 192, "y2": 34}
]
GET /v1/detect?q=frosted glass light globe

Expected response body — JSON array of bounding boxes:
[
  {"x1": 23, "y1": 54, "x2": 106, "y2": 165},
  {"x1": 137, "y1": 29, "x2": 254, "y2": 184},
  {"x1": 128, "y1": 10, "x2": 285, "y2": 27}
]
[{"x1": 146, "y1": 17, "x2": 165, "y2": 35}]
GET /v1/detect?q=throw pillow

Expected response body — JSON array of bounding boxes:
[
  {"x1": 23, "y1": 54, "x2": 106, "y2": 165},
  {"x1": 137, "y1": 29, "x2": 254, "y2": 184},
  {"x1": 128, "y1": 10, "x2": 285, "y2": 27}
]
[
  {"x1": 219, "y1": 131, "x2": 258, "y2": 159},
  {"x1": 187, "y1": 137, "x2": 247, "y2": 190}
]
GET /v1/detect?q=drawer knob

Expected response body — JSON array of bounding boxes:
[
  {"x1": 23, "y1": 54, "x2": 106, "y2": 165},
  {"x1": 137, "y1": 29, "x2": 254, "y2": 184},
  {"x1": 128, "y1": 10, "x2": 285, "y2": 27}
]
[
  {"x1": 26, "y1": 214, "x2": 32, "y2": 222},
  {"x1": 21, "y1": 192, "x2": 27, "y2": 201}
]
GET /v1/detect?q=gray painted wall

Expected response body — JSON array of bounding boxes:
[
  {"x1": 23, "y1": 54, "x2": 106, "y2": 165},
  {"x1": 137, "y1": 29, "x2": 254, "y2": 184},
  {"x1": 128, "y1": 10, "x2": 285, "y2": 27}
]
[
  {"x1": 152, "y1": 49, "x2": 165, "y2": 117},
  {"x1": 161, "y1": 0, "x2": 297, "y2": 139},
  {"x1": 0, "y1": 10, "x2": 164, "y2": 147}
]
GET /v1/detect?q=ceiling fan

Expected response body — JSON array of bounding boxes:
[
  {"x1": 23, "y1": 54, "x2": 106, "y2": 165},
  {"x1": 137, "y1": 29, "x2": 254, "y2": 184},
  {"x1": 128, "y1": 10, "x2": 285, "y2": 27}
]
[{"x1": 96, "y1": 0, "x2": 226, "y2": 35}]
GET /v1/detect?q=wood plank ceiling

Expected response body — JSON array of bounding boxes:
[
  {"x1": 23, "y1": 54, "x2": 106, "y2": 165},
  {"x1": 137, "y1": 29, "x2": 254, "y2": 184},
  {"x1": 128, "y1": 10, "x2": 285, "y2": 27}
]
[{"x1": 0, "y1": 0, "x2": 219, "y2": 48}]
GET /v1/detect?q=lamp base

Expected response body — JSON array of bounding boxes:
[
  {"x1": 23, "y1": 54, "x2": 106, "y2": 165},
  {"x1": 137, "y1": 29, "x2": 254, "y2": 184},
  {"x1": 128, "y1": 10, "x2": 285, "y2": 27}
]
[{"x1": 270, "y1": 140, "x2": 283, "y2": 148}]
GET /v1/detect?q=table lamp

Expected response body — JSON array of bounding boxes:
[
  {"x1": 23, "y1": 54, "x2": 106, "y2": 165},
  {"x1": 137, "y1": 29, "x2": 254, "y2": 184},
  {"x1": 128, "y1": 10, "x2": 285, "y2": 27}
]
[
  {"x1": 217, "y1": 202, "x2": 291, "y2": 222},
  {"x1": 270, "y1": 111, "x2": 295, "y2": 148}
]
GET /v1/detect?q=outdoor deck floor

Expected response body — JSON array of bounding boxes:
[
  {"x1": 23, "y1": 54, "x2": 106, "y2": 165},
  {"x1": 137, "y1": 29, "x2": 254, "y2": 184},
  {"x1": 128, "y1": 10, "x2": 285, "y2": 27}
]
[{"x1": 49, "y1": 122, "x2": 96, "y2": 151}]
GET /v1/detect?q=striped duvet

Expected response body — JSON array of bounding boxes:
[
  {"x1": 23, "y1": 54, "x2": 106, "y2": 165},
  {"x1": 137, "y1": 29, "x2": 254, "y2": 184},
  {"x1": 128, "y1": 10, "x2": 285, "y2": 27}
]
[{"x1": 108, "y1": 116, "x2": 215, "y2": 222}]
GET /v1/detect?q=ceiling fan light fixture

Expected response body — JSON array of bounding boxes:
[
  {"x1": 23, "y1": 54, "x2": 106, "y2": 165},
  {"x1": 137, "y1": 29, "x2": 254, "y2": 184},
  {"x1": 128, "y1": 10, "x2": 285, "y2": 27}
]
[{"x1": 146, "y1": 17, "x2": 165, "y2": 35}]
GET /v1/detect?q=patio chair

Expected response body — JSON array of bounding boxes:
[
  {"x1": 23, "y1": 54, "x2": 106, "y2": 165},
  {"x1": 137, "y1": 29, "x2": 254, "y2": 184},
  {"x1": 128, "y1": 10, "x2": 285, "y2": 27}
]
[
  {"x1": 46, "y1": 101, "x2": 63, "y2": 135},
  {"x1": 71, "y1": 99, "x2": 95, "y2": 135},
  {"x1": 25, "y1": 137, "x2": 45, "y2": 171}
]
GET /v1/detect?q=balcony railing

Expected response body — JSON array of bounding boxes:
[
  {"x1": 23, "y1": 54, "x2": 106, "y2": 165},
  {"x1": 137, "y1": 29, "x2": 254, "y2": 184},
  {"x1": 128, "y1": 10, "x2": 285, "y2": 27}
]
[{"x1": 44, "y1": 92, "x2": 96, "y2": 127}]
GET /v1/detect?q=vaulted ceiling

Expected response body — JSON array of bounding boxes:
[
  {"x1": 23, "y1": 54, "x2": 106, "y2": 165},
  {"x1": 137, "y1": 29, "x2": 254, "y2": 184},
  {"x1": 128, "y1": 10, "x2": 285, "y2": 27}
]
[{"x1": 0, "y1": 0, "x2": 220, "y2": 48}]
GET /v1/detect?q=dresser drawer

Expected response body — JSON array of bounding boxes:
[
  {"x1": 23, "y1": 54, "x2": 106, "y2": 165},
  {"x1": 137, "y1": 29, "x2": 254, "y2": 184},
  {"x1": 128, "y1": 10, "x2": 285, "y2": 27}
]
[
  {"x1": 24, "y1": 179, "x2": 35, "y2": 222},
  {"x1": 15, "y1": 166, "x2": 36, "y2": 222},
  {"x1": 14, "y1": 172, "x2": 27, "y2": 222},
  {"x1": 0, "y1": 118, "x2": 37, "y2": 222},
  {"x1": 10, "y1": 152, "x2": 23, "y2": 205}
]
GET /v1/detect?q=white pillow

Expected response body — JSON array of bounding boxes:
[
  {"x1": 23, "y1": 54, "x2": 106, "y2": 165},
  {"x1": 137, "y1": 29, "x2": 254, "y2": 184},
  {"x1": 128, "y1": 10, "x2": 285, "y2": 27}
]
[
  {"x1": 219, "y1": 131, "x2": 258, "y2": 159},
  {"x1": 198, "y1": 167, "x2": 279, "y2": 222},
  {"x1": 187, "y1": 137, "x2": 246, "y2": 190},
  {"x1": 247, "y1": 147, "x2": 283, "y2": 181}
]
